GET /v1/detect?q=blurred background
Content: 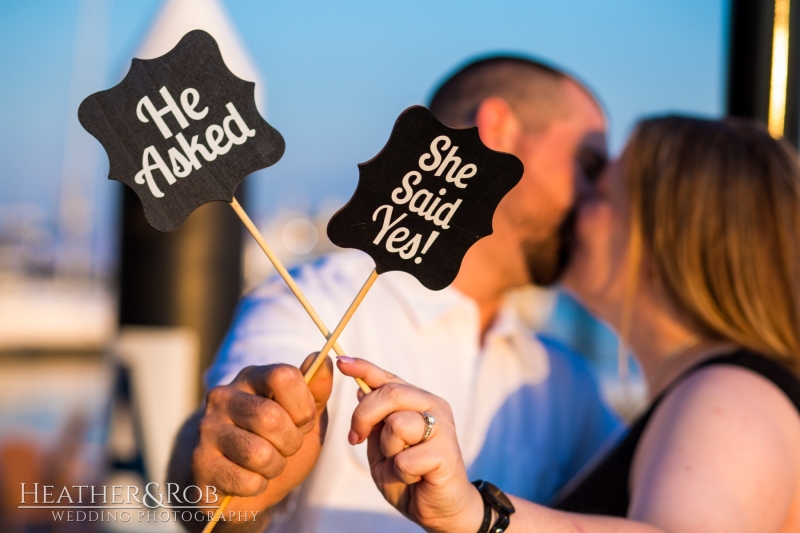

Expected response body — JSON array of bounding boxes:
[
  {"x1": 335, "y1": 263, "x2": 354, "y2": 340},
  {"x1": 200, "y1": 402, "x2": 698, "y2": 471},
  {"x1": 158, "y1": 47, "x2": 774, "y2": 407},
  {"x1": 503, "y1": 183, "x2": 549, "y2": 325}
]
[{"x1": 0, "y1": 0, "x2": 795, "y2": 530}]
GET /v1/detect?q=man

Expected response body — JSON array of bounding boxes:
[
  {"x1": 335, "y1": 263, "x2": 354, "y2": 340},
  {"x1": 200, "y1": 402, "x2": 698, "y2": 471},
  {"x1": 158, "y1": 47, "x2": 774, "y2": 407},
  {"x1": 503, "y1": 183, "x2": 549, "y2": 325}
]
[{"x1": 169, "y1": 55, "x2": 617, "y2": 533}]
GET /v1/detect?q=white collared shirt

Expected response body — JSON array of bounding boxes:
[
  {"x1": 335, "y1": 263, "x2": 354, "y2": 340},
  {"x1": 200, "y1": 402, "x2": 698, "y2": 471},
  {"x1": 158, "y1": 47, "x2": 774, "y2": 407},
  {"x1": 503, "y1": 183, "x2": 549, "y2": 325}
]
[{"x1": 207, "y1": 251, "x2": 621, "y2": 533}]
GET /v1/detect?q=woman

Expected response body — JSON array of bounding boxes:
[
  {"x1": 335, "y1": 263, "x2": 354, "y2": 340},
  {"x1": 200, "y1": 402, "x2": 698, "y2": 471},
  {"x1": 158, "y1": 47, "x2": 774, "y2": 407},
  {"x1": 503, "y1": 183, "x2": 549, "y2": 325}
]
[{"x1": 337, "y1": 116, "x2": 800, "y2": 532}]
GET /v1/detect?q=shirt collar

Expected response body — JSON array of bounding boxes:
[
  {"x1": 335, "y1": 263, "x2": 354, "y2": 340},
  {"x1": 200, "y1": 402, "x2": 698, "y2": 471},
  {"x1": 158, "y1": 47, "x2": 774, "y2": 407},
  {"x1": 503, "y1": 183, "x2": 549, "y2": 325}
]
[
  {"x1": 378, "y1": 269, "x2": 475, "y2": 328},
  {"x1": 379, "y1": 264, "x2": 547, "y2": 380},
  {"x1": 486, "y1": 300, "x2": 523, "y2": 340},
  {"x1": 483, "y1": 302, "x2": 550, "y2": 383},
  {"x1": 345, "y1": 250, "x2": 532, "y2": 343},
  {"x1": 379, "y1": 267, "x2": 530, "y2": 344}
]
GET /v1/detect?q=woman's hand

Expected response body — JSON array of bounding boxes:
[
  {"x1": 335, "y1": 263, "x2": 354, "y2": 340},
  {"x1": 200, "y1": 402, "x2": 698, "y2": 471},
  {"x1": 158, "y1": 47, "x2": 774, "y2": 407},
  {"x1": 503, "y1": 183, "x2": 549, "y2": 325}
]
[
  {"x1": 336, "y1": 357, "x2": 675, "y2": 533},
  {"x1": 337, "y1": 356, "x2": 485, "y2": 533}
]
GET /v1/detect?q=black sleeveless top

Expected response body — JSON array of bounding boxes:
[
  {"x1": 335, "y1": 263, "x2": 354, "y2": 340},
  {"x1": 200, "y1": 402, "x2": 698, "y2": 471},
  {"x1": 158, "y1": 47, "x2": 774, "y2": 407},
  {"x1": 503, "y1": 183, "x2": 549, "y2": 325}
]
[{"x1": 553, "y1": 350, "x2": 800, "y2": 516}]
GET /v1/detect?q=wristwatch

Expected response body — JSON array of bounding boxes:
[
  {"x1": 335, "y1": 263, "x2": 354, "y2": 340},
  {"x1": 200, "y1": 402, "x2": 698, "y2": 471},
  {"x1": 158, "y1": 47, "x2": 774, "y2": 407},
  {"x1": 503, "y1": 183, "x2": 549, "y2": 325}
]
[{"x1": 472, "y1": 480, "x2": 515, "y2": 533}]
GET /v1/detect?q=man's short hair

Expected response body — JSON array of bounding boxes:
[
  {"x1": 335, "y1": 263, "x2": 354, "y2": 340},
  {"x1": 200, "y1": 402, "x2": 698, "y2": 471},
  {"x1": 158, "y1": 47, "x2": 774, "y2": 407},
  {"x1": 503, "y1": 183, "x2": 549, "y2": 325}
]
[{"x1": 428, "y1": 54, "x2": 578, "y2": 130}]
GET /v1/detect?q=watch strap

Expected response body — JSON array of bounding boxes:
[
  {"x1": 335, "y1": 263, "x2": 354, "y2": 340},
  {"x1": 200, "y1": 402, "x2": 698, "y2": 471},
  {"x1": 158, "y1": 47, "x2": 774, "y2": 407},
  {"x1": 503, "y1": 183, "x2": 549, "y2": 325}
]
[
  {"x1": 475, "y1": 486, "x2": 492, "y2": 533},
  {"x1": 492, "y1": 514, "x2": 510, "y2": 532},
  {"x1": 472, "y1": 480, "x2": 514, "y2": 533}
]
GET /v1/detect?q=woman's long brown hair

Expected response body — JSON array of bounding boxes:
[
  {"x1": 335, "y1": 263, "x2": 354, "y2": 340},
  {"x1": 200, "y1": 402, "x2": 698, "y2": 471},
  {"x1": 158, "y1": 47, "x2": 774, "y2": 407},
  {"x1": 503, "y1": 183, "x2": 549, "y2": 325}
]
[{"x1": 621, "y1": 116, "x2": 800, "y2": 373}]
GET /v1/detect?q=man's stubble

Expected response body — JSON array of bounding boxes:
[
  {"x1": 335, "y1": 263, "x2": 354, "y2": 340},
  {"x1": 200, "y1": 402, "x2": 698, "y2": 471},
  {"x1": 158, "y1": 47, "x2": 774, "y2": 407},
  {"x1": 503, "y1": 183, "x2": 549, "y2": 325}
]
[{"x1": 521, "y1": 207, "x2": 577, "y2": 287}]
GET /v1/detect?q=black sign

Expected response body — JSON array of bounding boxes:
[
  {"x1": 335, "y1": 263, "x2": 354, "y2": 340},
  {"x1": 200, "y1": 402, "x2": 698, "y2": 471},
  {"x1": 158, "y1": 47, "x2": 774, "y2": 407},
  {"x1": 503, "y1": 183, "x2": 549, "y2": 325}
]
[
  {"x1": 78, "y1": 30, "x2": 285, "y2": 232},
  {"x1": 327, "y1": 106, "x2": 523, "y2": 291}
]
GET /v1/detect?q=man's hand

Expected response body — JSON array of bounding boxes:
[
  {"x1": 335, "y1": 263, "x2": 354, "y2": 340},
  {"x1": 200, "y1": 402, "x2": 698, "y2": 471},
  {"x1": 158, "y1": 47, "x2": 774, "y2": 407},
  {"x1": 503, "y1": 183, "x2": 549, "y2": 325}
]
[{"x1": 191, "y1": 353, "x2": 333, "y2": 520}]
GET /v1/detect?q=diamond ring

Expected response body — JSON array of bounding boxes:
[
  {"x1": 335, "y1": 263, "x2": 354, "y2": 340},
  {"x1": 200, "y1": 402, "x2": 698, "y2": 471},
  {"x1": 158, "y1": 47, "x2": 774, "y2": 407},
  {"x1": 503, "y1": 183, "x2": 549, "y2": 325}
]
[{"x1": 420, "y1": 412, "x2": 435, "y2": 442}]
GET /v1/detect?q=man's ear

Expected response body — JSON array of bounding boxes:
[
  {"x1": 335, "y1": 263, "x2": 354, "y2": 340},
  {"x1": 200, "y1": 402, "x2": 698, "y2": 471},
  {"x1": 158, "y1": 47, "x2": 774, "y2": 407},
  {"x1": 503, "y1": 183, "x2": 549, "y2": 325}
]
[{"x1": 474, "y1": 97, "x2": 522, "y2": 153}]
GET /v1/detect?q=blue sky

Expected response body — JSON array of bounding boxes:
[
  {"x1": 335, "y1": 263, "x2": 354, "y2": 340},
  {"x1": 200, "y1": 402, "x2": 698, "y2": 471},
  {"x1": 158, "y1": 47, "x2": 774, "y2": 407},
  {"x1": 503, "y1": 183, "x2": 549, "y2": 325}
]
[{"x1": 0, "y1": 0, "x2": 727, "y2": 260}]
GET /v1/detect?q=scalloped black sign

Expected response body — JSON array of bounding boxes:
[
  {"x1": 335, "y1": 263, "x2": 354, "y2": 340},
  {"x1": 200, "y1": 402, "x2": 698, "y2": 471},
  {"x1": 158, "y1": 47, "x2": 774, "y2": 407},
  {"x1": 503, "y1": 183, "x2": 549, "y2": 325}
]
[
  {"x1": 78, "y1": 30, "x2": 285, "y2": 232},
  {"x1": 327, "y1": 106, "x2": 524, "y2": 291}
]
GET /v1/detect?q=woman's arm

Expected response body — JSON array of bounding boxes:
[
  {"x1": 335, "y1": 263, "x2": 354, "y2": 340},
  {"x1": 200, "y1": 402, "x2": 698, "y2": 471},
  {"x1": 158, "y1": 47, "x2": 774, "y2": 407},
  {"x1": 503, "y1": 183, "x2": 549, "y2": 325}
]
[
  {"x1": 504, "y1": 499, "x2": 661, "y2": 533},
  {"x1": 627, "y1": 365, "x2": 798, "y2": 533},
  {"x1": 339, "y1": 357, "x2": 797, "y2": 533}
]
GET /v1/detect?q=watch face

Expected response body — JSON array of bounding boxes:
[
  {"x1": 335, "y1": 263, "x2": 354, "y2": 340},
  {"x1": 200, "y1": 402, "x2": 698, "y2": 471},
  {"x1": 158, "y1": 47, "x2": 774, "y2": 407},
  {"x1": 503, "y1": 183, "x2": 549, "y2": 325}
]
[{"x1": 483, "y1": 482, "x2": 515, "y2": 514}]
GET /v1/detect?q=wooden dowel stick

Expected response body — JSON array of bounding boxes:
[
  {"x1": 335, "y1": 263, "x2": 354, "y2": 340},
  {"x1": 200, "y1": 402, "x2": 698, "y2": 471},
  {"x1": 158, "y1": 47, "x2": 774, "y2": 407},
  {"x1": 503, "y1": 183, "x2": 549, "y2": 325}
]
[
  {"x1": 304, "y1": 269, "x2": 379, "y2": 384},
  {"x1": 202, "y1": 494, "x2": 232, "y2": 533},
  {"x1": 229, "y1": 198, "x2": 370, "y2": 394},
  {"x1": 206, "y1": 203, "x2": 376, "y2": 533}
]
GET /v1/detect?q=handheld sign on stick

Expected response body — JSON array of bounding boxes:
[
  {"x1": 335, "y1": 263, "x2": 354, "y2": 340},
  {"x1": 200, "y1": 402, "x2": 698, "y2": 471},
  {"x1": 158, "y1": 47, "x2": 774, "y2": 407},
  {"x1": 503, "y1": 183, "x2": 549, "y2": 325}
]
[
  {"x1": 78, "y1": 30, "x2": 380, "y2": 531},
  {"x1": 78, "y1": 29, "x2": 368, "y2": 384},
  {"x1": 303, "y1": 105, "x2": 524, "y2": 382},
  {"x1": 78, "y1": 30, "x2": 284, "y2": 232}
]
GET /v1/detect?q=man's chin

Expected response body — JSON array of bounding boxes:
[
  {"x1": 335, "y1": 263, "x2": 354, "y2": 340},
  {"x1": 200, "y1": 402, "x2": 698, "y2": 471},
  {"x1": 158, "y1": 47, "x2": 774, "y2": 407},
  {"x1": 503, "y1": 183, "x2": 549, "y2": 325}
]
[
  {"x1": 522, "y1": 238, "x2": 571, "y2": 287},
  {"x1": 523, "y1": 212, "x2": 576, "y2": 287}
]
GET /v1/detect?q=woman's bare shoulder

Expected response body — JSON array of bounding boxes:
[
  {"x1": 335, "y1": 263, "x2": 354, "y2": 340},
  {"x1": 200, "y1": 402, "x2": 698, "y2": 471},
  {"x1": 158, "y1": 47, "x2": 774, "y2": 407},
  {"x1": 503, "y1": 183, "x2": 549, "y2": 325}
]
[{"x1": 628, "y1": 363, "x2": 800, "y2": 532}]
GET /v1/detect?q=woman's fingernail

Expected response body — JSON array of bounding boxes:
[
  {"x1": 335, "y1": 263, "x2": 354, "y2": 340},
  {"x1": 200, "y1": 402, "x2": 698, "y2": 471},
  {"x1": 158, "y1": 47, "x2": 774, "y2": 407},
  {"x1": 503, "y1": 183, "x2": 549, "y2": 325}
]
[
  {"x1": 348, "y1": 429, "x2": 359, "y2": 445},
  {"x1": 337, "y1": 355, "x2": 355, "y2": 364}
]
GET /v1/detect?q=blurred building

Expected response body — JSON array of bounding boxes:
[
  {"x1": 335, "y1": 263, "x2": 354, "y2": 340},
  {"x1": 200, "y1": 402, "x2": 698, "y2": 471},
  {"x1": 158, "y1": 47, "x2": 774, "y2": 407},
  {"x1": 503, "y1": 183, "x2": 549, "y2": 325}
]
[{"x1": 0, "y1": 0, "x2": 260, "y2": 531}]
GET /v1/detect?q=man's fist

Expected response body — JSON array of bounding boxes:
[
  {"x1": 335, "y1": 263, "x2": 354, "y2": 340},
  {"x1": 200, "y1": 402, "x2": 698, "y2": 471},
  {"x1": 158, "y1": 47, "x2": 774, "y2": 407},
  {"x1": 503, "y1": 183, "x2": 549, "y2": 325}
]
[{"x1": 191, "y1": 353, "x2": 333, "y2": 514}]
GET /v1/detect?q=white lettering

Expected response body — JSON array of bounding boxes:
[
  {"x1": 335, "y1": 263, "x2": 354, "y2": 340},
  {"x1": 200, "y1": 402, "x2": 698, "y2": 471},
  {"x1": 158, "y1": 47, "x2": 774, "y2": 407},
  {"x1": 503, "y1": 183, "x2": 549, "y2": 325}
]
[
  {"x1": 133, "y1": 90, "x2": 256, "y2": 198},
  {"x1": 408, "y1": 189, "x2": 433, "y2": 214},
  {"x1": 135, "y1": 146, "x2": 175, "y2": 198},
  {"x1": 183, "y1": 485, "x2": 203, "y2": 504},
  {"x1": 205, "y1": 124, "x2": 232, "y2": 156},
  {"x1": 136, "y1": 87, "x2": 189, "y2": 139},
  {"x1": 418, "y1": 135, "x2": 476, "y2": 188},
  {"x1": 175, "y1": 132, "x2": 216, "y2": 168},
  {"x1": 386, "y1": 227, "x2": 410, "y2": 252},
  {"x1": 397, "y1": 233, "x2": 422, "y2": 259},
  {"x1": 128, "y1": 485, "x2": 141, "y2": 504},
  {"x1": 91, "y1": 485, "x2": 106, "y2": 504},
  {"x1": 391, "y1": 171, "x2": 421, "y2": 204},
  {"x1": 414, "y1": 231, "x2": 440, "y2": 264},
  {"x1": 434, "y1": 146, "x2": 461, "y2": 181},
  {"x1": 382, "y1": 225, "x2": 425, "y2": 261},
  {"x1": 419, "y1": 135, "x2": 450, "y2": 171},
  {"x1": 166, "y1": 483, "x2": 182, "y2": 504},
  {"x1": 223, "y1": 102, "x2": 256, "y2": 145},
  {"x1": 168, "y1": 147, "x2": 193, "y2": 177},
  {"x1": 450, "y1": 163, "x2": 476, "y2": 188},
  {"x1": 423, "y1": 195, "x2": 442, "y2": 220},
  {"x1": 56, "y1": 486, "x2": 74, "y2": 504},
  {"x1": 180, "y1": 88, "x2": 208, "y2": 120},
  {"x1": 433, "y1": 199, "x2": 462, "y2": 230},
  {"x1": 20, "y1": 483, "x2": 38, "y2": 504},
  {"x1": 372, "y1": 205, "x2": 407, "y2": 245}
]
